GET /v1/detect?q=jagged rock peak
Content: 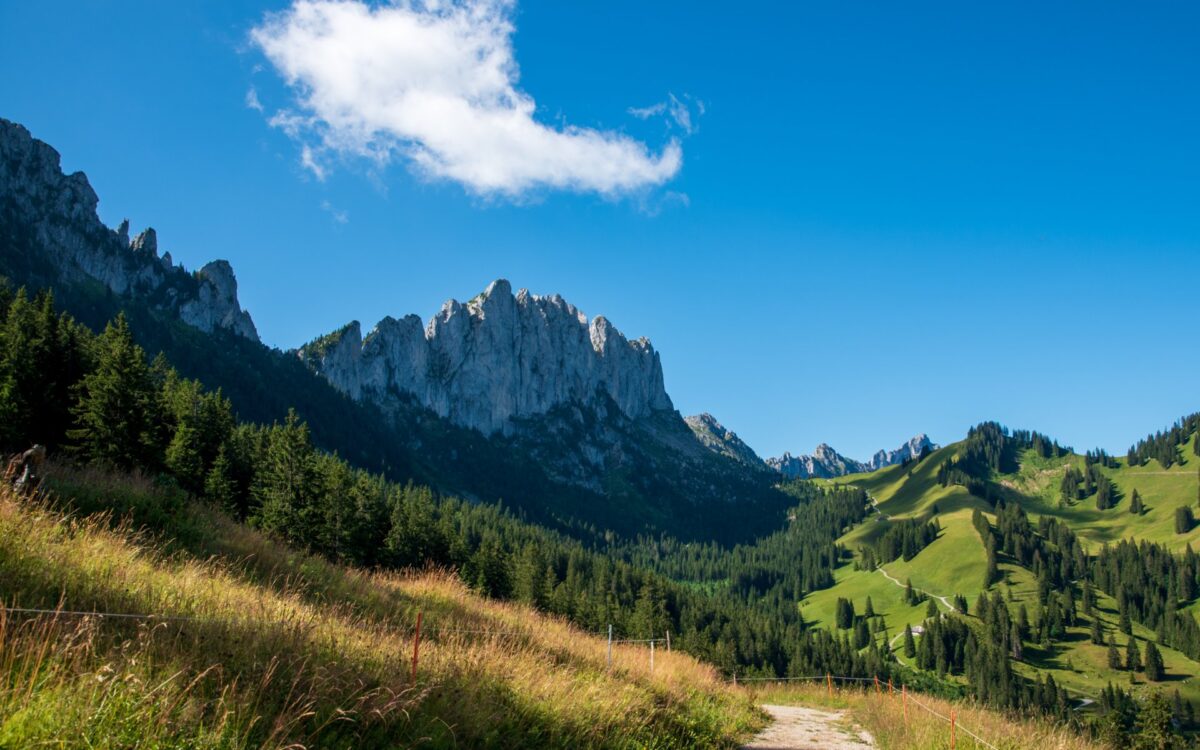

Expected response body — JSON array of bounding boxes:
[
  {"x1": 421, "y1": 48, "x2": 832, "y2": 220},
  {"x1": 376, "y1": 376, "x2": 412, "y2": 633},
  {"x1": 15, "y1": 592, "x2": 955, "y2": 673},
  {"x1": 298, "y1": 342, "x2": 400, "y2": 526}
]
[
  {"x1": 685, "y1": 413, "x2": 763, "y2": 466},
  {"x1": 300, "y1": 279, "x2": 674, "y2": 435},
  {"x1": 767, "y1": 433, "x2": 937, "y2": 479},
  {"x1": 867, "y1": 433, "x2": 936, "y2": 471},
  {"x1": 0, "y1": 117, "x2": 258, "y2": 341}
]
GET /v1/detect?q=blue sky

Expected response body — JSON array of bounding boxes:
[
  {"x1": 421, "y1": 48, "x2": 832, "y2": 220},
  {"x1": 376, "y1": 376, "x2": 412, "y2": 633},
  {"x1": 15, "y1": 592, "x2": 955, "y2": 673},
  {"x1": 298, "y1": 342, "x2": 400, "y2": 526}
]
[{"x1": 2, "y1": 1, "x2": 1197, "y2": 461}]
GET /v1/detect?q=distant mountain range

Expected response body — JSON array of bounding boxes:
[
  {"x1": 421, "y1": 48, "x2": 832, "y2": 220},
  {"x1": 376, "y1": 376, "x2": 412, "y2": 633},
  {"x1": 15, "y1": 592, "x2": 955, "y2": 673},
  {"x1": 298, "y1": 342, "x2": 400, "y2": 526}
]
[
  {"x1": 765, "y1": 434, "x2": 936, "y2": 479},
  {"x1": 680, "y1": 407, "x2": 935, "y2": 480}
]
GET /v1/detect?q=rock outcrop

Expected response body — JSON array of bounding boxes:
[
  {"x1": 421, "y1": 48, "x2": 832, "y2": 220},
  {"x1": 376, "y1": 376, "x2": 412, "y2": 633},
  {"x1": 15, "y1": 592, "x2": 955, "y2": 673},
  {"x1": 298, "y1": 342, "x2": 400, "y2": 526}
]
[
  {"x1": 300, "y1": 279, "x2": 673, "y2": 436},
  {"x1": 685, "y1": 413, "x2": 764, "y2": 467},
  {"x1": 767, "y1": 444, "x2": 867, "y2": 479},
  {"x1": 0, "y1": 118, "x2": 257, "y2": 340},
  {"x1": 768, "y1": 434, "x2": 937, "y2": 479},
  {"x1": 866, "y1": 433, "x2": 935, "y2": 471}
]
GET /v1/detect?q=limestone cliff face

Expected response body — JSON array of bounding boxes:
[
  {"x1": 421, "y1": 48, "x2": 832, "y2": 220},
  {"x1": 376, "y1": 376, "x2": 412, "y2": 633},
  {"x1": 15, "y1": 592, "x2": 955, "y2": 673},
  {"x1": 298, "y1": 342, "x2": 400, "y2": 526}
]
[
  {"x1": 300, "y1": 280, "x2": 674, "y2": 436},
  {"x1": 0, "y1": 118, "x2": 257, "y2": 340}
]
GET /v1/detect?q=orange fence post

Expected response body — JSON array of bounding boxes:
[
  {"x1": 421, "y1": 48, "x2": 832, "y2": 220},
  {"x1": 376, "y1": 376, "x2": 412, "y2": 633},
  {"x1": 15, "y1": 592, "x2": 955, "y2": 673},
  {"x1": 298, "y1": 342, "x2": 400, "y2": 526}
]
[
  {"x1": 874, "y1": 674, "x2": 881, "y2": 695},
  {"x1": 826, "y1": 672, "x2": 833, "y2": 699},
  {"x1": 950, "y1": 707, "x2": 956, "y2": 750},
  {"x1": 888, "y1": 677, "x2": 894, "y2": 696},
  {"x1": 411, "y1": 611, "x2": 423, "y2": 684}
]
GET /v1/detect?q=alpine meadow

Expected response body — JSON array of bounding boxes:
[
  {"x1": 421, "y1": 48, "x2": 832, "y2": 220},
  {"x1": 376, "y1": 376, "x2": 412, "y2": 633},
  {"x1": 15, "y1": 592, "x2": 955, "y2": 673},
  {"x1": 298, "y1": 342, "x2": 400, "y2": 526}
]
[{"x1": 2, "y1": 1, "x2": 1199, "y2": 748}]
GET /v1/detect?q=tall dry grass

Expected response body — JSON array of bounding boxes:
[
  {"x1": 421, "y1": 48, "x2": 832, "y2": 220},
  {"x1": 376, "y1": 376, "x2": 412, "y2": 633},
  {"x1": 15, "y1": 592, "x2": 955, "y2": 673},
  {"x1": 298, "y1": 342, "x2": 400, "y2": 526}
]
[
  {"x1": 746, "y1": 682, "x2": 1103, "y2": 750},
  {"x1": 0, "y1": 467, "x2": 761, "y2": 748}
]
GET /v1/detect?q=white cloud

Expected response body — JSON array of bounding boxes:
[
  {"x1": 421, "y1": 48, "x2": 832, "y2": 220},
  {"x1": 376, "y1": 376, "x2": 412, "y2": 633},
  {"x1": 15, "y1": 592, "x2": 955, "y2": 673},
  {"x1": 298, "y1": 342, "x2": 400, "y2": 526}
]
[
  {"x1": 251, "y1": 0, "x2": 683, "y2": 198},
  {"x1": 629, "y1": 93, "x2": 701, "y2": 135}
]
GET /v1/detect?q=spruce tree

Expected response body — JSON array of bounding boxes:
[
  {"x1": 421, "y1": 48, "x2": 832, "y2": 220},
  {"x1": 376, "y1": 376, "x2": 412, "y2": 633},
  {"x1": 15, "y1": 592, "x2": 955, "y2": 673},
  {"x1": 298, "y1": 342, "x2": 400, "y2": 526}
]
[
  {"x1": 926, "y1": 597, "x2": 939, "y2": 619},
  {"x1": 1144, "y1": 641, "x2": 1165, "y2": 681},
  {"x1": 1126, "y1": 637, "x2": 1142, "y2": 672},
  {"x1": 903, "y1": 623, "x2": 916, "y2": 658},
  {"x1": 864, "y1": 596, "x2": 875, "y2": 618},
  {"x1": 1129, "y1": 488, "x2": 1143, "y2": 515},
  {"x1": 204, "y1": 444, "x2": 239, "y2": 518},
  {"x1": 253, "y1": 409, "x2": 319, "y2": 545},
  {"x1": 1176, "y1": 506, "x2": 1194, "y2": 534},
  {"x1": 1108, "y1": 638, "x2": 1123, "y2": 670},
  {"x1": 1091, "y1": 616, "x2": 1105, "y2": 645},
  {"x1": 68, "y1": 313, "x2": 160, "y2": 470}
]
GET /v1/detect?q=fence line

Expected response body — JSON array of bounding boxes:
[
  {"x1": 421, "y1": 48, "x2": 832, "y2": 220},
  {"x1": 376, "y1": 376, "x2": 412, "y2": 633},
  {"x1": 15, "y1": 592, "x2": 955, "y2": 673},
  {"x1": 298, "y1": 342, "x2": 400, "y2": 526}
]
[
  {"x1": 4, "y1": 606, "x2": 999, "y2": 747},
  {"x1": 0, "y1": 606, "x2": 667, "y2": 642}
]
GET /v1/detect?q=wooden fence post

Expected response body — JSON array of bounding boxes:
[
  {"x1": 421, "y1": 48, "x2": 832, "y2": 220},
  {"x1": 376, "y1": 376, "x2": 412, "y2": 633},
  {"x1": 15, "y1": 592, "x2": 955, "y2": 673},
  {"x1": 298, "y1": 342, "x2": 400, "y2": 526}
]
[
  {"x1": 410, "y1": 611, "x2": 423, "y2": 684},
  {"x1": 649, "y1": 639, "x2": 655, "y2": 674},
  {"x1": 950, "y1": 707, "x2": 956, "y2": 749},
  {"x1": 607, "y1": 624, "x2": 612, "y2": 669},
  {"x1": 826, "y1": 672, "x2": 832, "y2": 699},
  {"x1": 666, "y1": 630, "x2": 671, "y2": 653},
  {"x1": 874, "y1": 675, "x2": 880, "y2": 695},
  {"x1": 888, "y1": 677, "x2": 894, "y2": 696}
]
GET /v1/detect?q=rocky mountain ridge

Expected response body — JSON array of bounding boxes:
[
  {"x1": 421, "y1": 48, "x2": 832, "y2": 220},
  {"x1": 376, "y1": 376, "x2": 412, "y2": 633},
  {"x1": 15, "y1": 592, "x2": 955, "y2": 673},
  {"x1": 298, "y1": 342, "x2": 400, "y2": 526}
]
[
  {"x1": 0, "y1": 118, "x2": 257, "y2": 340},
  {"x1": 767, "y1": 433, "x2": 935, "y2": 479},
  {"x1": 298, "y1": 279, "x2": 673, "y2": 437}
]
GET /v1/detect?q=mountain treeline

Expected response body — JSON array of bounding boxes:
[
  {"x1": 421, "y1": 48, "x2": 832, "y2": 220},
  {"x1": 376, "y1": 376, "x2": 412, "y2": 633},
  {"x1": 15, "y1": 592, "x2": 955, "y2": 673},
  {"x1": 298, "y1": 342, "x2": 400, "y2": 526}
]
[{"x1": 1127, "y1": 413, "x2": 1200, "y2": 469}]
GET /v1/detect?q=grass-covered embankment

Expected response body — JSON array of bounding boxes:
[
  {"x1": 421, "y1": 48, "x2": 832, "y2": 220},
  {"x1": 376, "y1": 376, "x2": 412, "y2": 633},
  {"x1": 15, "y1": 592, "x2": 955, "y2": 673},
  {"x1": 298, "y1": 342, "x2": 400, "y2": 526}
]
[{"x1": 0, "y1": 464, "x2": 762, "y2": 748}]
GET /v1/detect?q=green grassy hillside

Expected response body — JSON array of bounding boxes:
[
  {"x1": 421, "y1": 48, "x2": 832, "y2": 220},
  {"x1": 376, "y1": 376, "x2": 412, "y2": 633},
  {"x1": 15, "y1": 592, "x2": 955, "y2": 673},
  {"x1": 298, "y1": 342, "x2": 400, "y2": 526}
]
[{"x1": 804, "y1": 425, "x2": 1200, "y2": 711}]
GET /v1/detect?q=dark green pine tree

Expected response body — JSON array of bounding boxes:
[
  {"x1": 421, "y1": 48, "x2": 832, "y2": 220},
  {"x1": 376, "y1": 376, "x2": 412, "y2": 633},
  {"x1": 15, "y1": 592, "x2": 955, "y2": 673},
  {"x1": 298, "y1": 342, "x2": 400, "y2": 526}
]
[
  {"x1": 1129, "y1": 488, "x2": 1143, "y2": 515},
  {"x1": 1144, "y1": 641, "x2": 1165, "y2": 681},
  {"x1": 252, "y1": 409, "x2": 320, "y2": 545},
  {"x1": 473, "y1": 538, "x2": 513, "y2": 599},
  {"x1": 854, "y1": 619, "x2": 871, "y2": 649},
  {"x1": 925, "y1": 597, "x2": 939, "y2": 619},
  {"x1": 67, "y1": 313, "x2": 160, "y2": 470},
  {"x1": 204, "y1": 444, "x2": 239, "y2": 518},
  {"x1": 1126, "y1": 637, "x2": 1142, "y2": 672},
  {"x1": 835, "y1": 597, "x2": 855, "y2": 629},
  {"x1": 903, "y1": 623, "x2": 916, "y2": 658},
  {"x1": 983, "y1": 535, "x2": 999, "y2": 589},
  {"x1": 1107, "y1": 638, "x2": 1123, "y2": 670},
  {"x1": 864, "y1": 596, "x2": 875, "y2": 618},
  {"x1": 1091, "y1": 616, "x2": 1106, "y2": 645},
  {"x1": 1176, "y1": 506, "x2": 1194, "y2": 534}
]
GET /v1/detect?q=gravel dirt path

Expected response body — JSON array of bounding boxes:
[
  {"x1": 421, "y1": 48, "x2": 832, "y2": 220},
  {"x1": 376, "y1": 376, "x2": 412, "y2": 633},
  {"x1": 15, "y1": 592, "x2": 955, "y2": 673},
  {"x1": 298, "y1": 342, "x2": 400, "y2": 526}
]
[{"x1": 743, "y1": 704, "x2": 875, "y2": 749}]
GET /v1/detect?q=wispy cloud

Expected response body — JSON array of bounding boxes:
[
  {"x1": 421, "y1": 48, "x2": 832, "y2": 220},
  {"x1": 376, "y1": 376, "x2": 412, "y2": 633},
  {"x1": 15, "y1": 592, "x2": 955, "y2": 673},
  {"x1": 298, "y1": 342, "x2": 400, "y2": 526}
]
[
  {"x1": 320, "y1": 199, "x2": 348, "y2": 224},
  {"x1": 250, "y1": 0, "x2": 683, "y2": 199},
  {"x1": 244, "y1": 86, "x2": 264, "y2": 112},
  {"x1": 629, "y1": 93, "x2": 701, "y2": 135}
]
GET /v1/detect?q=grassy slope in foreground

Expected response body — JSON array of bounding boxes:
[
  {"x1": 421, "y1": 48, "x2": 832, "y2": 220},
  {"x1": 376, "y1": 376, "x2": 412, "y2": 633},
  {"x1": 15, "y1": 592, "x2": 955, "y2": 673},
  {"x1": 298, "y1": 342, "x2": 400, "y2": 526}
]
[{"x1": 0, "y1": 466, "x2": 761, "y2": 749}]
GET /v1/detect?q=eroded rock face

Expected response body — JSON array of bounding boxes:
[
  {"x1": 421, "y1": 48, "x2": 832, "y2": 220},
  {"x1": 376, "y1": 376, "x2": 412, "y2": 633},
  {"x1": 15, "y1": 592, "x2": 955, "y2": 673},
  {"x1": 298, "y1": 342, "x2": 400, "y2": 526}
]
[
  {"x1": 685, "y1": 413, "x2": 764, "y2": 466},
  {"x1": 300, "y1": 279, "x2": 674, "y2": 436},
  {"x1": 0, "y1": 118, "x2": 258, "y2": 341}
]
